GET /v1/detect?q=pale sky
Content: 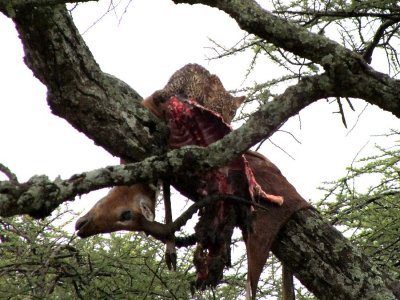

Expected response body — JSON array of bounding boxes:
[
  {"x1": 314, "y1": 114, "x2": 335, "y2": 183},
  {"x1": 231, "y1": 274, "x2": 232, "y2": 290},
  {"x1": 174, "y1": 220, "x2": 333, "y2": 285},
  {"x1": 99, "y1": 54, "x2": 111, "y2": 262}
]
[{"x1": 1, "y1": 0, "x2": 399, "y2": 227}]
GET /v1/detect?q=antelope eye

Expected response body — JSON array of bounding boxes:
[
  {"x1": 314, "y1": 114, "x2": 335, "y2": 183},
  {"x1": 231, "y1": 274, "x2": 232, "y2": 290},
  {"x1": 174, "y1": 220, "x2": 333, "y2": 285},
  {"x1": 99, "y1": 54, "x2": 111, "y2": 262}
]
[{"x1": 120, "y1": 210, "x2": 132, "y2": 221}]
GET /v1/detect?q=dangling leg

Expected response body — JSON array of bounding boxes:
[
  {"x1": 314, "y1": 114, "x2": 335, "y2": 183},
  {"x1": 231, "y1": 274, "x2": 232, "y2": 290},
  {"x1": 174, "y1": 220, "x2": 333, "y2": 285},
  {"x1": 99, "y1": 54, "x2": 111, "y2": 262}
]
[
  {"x1": 163, "y1": 181, "x2": 177, "y2": 270},
  {"x1": 282, "y1": 263, "x2": 295, "y2": 300},
  {"x1": 245, "y1": 277, "x2": 253, "y2": 300}
]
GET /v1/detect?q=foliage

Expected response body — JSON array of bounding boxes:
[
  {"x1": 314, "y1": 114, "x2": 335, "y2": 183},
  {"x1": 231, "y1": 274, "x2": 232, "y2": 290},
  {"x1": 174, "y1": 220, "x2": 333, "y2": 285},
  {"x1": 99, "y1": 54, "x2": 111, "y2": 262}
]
[
  {"x1": 0, "y1": 208, "x2": 196, "y2": 299},
  {"x1": 317, "y1": 130, "x2": 400, "y2": 278},
  {"x1": 267, "y1": 0, "x2": 400, "y2": 73},
  {"x1": 0, "y1": 206, "x2": 320, "y2": 299}
]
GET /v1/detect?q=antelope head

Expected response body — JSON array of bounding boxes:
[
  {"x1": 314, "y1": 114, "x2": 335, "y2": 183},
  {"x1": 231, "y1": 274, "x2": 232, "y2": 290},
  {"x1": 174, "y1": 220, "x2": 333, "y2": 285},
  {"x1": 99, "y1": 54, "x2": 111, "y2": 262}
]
[{"x1": 75, "y1": 183, "x2": 156, "y2": 238}]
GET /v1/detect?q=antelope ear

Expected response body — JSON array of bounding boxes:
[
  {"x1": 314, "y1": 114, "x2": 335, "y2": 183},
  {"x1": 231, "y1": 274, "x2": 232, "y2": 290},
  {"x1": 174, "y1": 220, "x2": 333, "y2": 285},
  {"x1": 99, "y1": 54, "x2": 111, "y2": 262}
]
[
  {"x1": 142, "y1": 95, "x2": 163, "y2": 118},
  {"x1": 234, "y1": 96, "x2": 245, "y2": 108},
  {"x1": 140, "y1": 199, "x2": 155, "y2": 221}
]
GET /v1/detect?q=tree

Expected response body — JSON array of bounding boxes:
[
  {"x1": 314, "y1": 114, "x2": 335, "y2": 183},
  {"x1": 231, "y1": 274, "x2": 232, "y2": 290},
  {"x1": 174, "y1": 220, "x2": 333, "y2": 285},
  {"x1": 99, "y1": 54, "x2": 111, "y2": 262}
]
[
  {"x1": 1, "y1": 206, "x2": 310, "y2": 299},
  {"x1": 318, "y1": 131, "x2": 400, "y2": 280},
  {"x1": 0, "y1": 0, "x2": 399, "y2": 299},
  {"x1": 0, "y1": 209, "x2": 198, "y2": 299}
]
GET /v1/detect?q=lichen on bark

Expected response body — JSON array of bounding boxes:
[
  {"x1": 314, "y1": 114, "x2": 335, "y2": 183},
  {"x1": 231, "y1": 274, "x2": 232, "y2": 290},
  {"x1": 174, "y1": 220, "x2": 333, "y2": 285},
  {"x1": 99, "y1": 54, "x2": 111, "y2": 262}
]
[{"x1": 273, "y1": 209, "x2": 396, "y2": 299}]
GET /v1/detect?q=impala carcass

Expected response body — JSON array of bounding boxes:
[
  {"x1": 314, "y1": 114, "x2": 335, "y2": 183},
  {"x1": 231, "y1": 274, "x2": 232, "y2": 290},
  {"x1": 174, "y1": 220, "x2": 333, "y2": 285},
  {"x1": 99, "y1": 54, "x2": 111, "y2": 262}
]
[{"x1": 75, "y1": 64, "x2": 309, "y2": 299}]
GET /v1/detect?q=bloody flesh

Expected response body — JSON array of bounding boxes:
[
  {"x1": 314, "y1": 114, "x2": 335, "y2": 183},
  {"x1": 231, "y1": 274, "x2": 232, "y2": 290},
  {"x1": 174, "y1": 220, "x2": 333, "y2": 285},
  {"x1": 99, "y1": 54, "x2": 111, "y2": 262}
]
[{"x1": 165, "y1": 96, "x2": 264, "y2": 288}]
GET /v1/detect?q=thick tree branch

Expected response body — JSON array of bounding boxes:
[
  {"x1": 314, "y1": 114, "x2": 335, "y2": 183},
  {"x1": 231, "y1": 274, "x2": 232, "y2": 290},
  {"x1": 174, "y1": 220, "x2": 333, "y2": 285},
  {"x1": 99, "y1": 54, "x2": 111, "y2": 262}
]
[
  {"x1": 2, "y1": 5, "x2": 168, "y2": 162},
  {"x1": 172, "y1": 0, "x2": 366, "y2": 66},
  {"x1": 0, "y1": 143, "x2": 278, "y2": 218},
  {"x1": 273, "y1": 209, "x2": 398, "y2": 299},
  {"x1": 208, "y1": 73, "x2": 335, "y2": 160},
  {"x1": 0, "y1": 146, "x2": 202, "y2": 218}
]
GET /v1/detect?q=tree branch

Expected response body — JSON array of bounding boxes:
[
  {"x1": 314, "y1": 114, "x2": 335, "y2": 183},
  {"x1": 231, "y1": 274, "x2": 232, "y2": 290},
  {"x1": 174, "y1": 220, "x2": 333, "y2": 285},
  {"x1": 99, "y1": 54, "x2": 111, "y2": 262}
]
[
  {"x1": 0, "y1": 164, "x2": 18, "y2": 183},
  {"x1": 0, "y1": 147, "x2": 199, "y2": 218},
  {"x1": 0, "y1": 2, "x2": 399, "y2": 298},
  {"x1": 363, "y1": 18, "x2": 400, "y2": 63},
  {"x1": 172, "y1": 0, "x2": 364, "y2": 67},
  {"x1": 273, "y1": 10, "x2": 400, "y2": 20},
  {"x1": 173, "y1": 0, "x2": 400, "y2": 117},
  {"x1": 273, "y1": 209, "x2": 398, "y2": 299},
  {"x1": 3, "y1": 5, "x2": 168, "y2": 162}
]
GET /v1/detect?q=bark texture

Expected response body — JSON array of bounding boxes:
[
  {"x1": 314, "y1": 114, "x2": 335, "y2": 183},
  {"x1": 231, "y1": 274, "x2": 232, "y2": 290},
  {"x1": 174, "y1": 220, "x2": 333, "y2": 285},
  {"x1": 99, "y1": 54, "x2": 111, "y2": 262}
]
[
  {"x1": 7, "y1": 5, "x2": 168, "y2": 161},
  {"x1": 273, "y1": 209, "x2": 397, "y2": 299}
]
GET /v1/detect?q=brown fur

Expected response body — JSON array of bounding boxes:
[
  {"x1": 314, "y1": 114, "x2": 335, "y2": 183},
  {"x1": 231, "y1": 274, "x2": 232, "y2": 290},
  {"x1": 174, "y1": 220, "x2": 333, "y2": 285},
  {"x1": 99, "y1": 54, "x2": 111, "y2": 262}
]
[
  {"x1": 75, "y1": 184, "x2": 156, "y2": 238},
  {"x1": 244, "y1": 150, "x2": 310, "y2": 299}
]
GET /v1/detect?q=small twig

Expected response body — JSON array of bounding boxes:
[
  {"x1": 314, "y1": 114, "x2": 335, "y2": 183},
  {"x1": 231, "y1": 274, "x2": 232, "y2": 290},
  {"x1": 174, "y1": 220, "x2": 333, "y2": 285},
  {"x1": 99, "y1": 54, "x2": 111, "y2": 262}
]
[
  {"x1": 345, "y1": 97, "x2": 355, "y2": 111},
  {"x1": 142, "y1": 195, "x2": 261, "y2": 245},
  {"x1": 277, "y1": 129, "x2": 302, "y2": 145},
  {"x1": 205, "y1": 35, "x2": 256, "y2": 60},
  {"x1": 254, "y1": 138, "x2": 267, "y2": 151},
  {"x1": 0, "y1": 163, "x2": 18, "y2": 183},
  {"x1": 346, "y1": 103, "x2": 369, "y2": 136},
  {"x1": 269, "y1": 139, "x2": 296, "y2": 160},
  {"x1": 334, "y1": 97, "x2": 348, "y2": 128},
  {"x1": 81, "y1": 0, "x2": 124, "y2": 35}
]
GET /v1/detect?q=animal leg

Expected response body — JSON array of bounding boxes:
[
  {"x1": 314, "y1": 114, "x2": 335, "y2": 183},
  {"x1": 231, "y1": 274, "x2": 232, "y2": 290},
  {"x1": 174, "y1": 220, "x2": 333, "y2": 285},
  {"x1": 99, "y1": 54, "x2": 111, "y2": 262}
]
[
  {"x1": 282, "y1": 264, "x2": 295, "y2": 300},
  {"x1": 163, "y1": 181, "x2": 177, "y2": 270},
  {"x1": 245, "y1": 278, "x2": 253, "y2": 300}
]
